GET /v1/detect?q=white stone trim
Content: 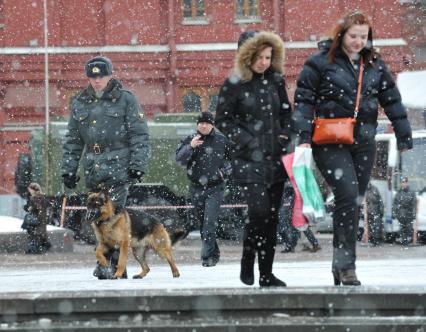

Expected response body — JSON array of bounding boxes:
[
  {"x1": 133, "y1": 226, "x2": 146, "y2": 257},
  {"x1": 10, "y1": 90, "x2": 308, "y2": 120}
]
[
  {"x1": 0, "y1": 38, "x2": 407, "y2": 55},
  {"x1": 176, "y1": 43, "x2": 237, "y2": 51},
  {"x1": 283, "y1": 38, "x2": 408, "y2": 49},
  {"x1": 0, "y1": 45, "x2": 169, "y2": 55}
]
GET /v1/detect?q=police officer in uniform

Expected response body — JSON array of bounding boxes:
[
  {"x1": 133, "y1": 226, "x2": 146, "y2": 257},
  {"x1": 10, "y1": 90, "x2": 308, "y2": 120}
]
[
  {"x1": 392, "y1": 177, "x2": 417, "y2": 246},
  {"x1": 61, "y1": 56, "x2": 150, "y2": 278}
]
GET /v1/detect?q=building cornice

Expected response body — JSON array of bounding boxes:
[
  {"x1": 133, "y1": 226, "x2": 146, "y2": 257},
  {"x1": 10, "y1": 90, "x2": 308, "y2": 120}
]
[{"x1": 0, "y1": 39, "x2": 408, "y2": 55}]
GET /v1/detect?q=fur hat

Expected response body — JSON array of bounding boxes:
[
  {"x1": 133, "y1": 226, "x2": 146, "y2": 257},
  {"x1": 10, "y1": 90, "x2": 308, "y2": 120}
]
[
  {"x1": 197, "y1": 112, "x2": 215, "y2": 125},
  {"x1": 237, "y1": 30, "x2": 258, "y2": 49},
  {"x1": 234, "y1": 31, "x2": 285, "y2": 82},
  {"x1": 85, "y1": 56, "x2": 113, "y2": 77}
]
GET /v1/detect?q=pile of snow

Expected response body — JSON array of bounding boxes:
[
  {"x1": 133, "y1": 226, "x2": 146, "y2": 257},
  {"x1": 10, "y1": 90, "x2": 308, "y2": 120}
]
[
  {"x1": 0, "y1": 215, "x2": 59, "y2": 233},
  {"x1": 397, "y1": 70, "x2": 426, "y2": 109}
]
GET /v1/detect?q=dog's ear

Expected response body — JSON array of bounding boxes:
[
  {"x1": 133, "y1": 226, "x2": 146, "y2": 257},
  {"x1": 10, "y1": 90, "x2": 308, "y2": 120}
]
[{"x1": 87, "y1": 192, "x2": 96, "y2": 202}]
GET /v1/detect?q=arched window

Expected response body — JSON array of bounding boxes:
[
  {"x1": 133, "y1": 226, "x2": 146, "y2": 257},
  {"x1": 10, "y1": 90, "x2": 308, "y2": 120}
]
[
  {"x1": 182, "y1": 91, "x2": 201, "y2": 113},
  {"x1": 208, "y1": 93, "x2": 218, "y2": 113}
]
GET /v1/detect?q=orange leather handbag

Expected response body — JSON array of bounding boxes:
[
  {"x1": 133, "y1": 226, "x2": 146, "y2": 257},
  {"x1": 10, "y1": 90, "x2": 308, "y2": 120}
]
[{"x1": 312, "y1": 58, "x2": 364, "y2": 145}]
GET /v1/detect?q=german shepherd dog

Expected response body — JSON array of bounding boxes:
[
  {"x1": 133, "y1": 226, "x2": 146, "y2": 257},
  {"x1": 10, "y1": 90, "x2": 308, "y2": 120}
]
[{"x1": 86, "y1": 191, "x2": 184, "y2": 279}]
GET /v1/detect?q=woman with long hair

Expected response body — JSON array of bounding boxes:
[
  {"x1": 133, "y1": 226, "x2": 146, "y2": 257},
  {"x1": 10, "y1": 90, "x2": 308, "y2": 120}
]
[{"x1": 292, "y1": 11, "x2": 412, "y2": 285}]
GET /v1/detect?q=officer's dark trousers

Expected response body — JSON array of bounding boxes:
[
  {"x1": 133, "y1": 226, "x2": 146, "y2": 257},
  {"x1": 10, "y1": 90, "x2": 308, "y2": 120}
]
[
  {"x1": 190, "y1": 183, "x2": 224, "y2": 260},
  {"x1": 399, "y1": 217, "x2": 414, "y2": 245},
  {"x1": 313, "y1": 140, "x2": 375, "y2": 271},
  {"x1": 240, "y1": 182, "x2": 284, "y2": 280}
]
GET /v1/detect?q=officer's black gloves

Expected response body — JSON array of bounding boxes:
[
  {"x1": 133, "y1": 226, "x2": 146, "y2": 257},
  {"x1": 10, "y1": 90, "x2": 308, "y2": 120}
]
[
  {"x1": 278, "y1": 135, "x2": 290, "y2": 148},
  {"x1": 62, "y1": 174, "x2": 80, "y2": 189},
  {"x1": 219, "y1": 164, "x2": 232, "y2": 179},
  {"x1": 128, "y1": 169, "x2": 144, "y2": 182}
]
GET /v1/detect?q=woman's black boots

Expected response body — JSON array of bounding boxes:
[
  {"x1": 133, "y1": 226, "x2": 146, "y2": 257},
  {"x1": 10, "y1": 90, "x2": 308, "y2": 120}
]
[
  {"x1": 259, "y1": 274, "x2": 287, "y2": 287},
  {"x1": 240, "y1": 258, "x2": 255, "y2": 285},
  {"x1": 332, "y1": 269, "x2": 361, "y2": 286},
  {"x1": 258, "y1": 234, "x2": 286, "y2": 287}
]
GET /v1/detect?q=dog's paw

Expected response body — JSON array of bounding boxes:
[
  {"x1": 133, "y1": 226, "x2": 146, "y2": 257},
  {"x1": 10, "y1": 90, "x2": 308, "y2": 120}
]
[
  {"x1": 132, "y1": 274, "x2": 143, "y2": 279},
  {"x1": 173, "y1": 271, "x2": 180, "y2": 278}
]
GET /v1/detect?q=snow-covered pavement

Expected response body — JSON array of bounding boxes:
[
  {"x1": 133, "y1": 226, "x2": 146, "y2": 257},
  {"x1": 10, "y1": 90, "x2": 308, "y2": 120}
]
[
  {"x1": 1, "y1": 258, "x2": 425, "y2": 293},
  {"x1": 1, "y1": 216, "x2": 426, "y2": 294}
]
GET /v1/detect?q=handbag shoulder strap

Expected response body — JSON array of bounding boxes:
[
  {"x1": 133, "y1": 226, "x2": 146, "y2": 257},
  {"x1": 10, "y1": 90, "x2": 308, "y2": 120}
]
[{"x1": 354, "y1": 57, "x2": 364, "y2": 118}]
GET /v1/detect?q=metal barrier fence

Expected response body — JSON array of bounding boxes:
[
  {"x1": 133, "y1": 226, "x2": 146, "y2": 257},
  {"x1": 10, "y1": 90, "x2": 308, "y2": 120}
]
[{"x1": 59, "y1": 196, "x2": 247, "y2": 227}]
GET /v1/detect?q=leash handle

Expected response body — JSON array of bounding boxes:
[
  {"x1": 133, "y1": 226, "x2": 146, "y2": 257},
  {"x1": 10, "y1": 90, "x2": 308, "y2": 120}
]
[{"x1": 60, "y1": 196, "x2": 67, "y2": 228}]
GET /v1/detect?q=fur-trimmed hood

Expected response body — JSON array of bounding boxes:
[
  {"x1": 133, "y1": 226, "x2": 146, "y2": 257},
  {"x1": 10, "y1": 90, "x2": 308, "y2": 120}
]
[{"x1": 235, "y1": 31, "x2": 285, "y2": 82}]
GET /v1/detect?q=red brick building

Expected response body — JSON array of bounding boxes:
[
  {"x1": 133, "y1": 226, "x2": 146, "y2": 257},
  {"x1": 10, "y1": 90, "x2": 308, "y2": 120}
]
[{"x1": 0, "y1": 0, "x2": 424, "y2": 194}]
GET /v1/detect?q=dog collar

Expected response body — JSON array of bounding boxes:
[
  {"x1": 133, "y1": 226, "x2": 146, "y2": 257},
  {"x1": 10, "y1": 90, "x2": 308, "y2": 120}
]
[{"x1": 94, "y1": 213, "x2": 121, "y2": 226}]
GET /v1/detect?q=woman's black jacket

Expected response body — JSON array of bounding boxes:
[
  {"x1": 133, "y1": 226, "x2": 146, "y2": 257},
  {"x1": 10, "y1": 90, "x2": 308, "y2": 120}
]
[
  {"x1": 215, "y1": 70, "x2": 292, "y2": 185},
  {"x1": 293, "y1": 40, "x2": 412, "y2": 150}
]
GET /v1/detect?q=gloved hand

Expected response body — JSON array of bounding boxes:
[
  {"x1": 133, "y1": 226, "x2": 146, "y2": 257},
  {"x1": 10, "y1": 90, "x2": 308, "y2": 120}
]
[
  {"x1": 128, "y1": 169, "x2": 144, "y2": 182},
  {"x1": 278, "y1": 134, "x2": 290, "y2": 148},
  {"x1": 62, "y1": 174, "x2": 80, "y2": 189},
  {"x1": 219, "y1": 163, "x2": 232, "y2": 179}
]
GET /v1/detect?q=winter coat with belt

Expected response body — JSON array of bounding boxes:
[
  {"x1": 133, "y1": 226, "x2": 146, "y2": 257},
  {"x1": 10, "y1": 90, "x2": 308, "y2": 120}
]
[
  {"x1": 215, "y1": 32, "x2": 292, "y2": 185},
  {"x1": 61, "y1": 78, "x2": 150, "y2": 189},
  {"x1": 175, "y1": 128, "x2": 232, "y2": 188},
  {"x1": 292, "y1": 40, "x2": 412, "y2": 150}
]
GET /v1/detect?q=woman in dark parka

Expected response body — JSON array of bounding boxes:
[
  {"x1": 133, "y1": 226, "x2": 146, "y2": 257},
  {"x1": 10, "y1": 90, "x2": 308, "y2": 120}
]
[
  {"x1": 215, "y1": 30, "x2": 292, "y2": 287},
  {"x1": 292, "y1": 11, "x2": 412, "y2": 285}
]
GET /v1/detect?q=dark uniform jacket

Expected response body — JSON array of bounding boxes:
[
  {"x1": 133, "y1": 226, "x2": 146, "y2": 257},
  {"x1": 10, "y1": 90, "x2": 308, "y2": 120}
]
[
  {"x1": 215, "y1": 31, "x2": 292, "y2": 185},
  {"x1": 62, "y1": 78, "x2": 150, "y2": 189},
  {"x1": 293, "y1": 40, "x2": 412, "y2": 150},
  {"x1": 393, "y1": 187, "x2": 417, "y2": 222},
  {"x1": 176, "y1": 128, "x2": 232, "y2": 188}
]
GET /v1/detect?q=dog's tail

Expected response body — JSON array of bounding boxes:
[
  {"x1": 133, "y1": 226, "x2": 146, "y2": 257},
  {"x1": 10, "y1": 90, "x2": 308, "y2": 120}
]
[{"x1": 169, "y1": 228, "x2": 186, "y2": 245}]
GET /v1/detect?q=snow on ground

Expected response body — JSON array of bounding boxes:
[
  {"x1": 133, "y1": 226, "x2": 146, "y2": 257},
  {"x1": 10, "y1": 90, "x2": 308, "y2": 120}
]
[
  {"x1": 1, "y1": 258, "x2": 425, "y2": 293},
  {"x1": 0, "y1": 216, "x2": 60, "y2": 232},
  {"x1": 1, "y1": 215, "x2": 425, "y2": 293}
]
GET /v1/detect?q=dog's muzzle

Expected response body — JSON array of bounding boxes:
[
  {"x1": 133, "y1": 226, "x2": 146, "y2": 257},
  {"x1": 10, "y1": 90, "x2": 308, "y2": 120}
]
[{"x1": 85, "y1": 209, "x2": 101, "y2": 223}]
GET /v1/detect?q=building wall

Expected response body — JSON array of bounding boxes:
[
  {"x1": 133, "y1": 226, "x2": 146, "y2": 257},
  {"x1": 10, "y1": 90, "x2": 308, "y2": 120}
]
[{"x1": 0, "y1": 0, "x2": 422, "y2": 194}]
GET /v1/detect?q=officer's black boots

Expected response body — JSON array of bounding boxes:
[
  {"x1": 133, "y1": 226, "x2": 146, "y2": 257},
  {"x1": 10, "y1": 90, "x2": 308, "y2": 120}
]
[
  {"x1": 93, "y1": 262, "x2": 113, "y2": 280},
  {"x1": 93, "y1": 248, "x2": 128, "y2": 279}
]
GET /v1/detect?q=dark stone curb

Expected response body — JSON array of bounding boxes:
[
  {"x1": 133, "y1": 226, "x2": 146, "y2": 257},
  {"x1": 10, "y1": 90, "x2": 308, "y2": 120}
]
[{"x1": 1, "y1": 287, "x2": 425, "y2": 330}]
